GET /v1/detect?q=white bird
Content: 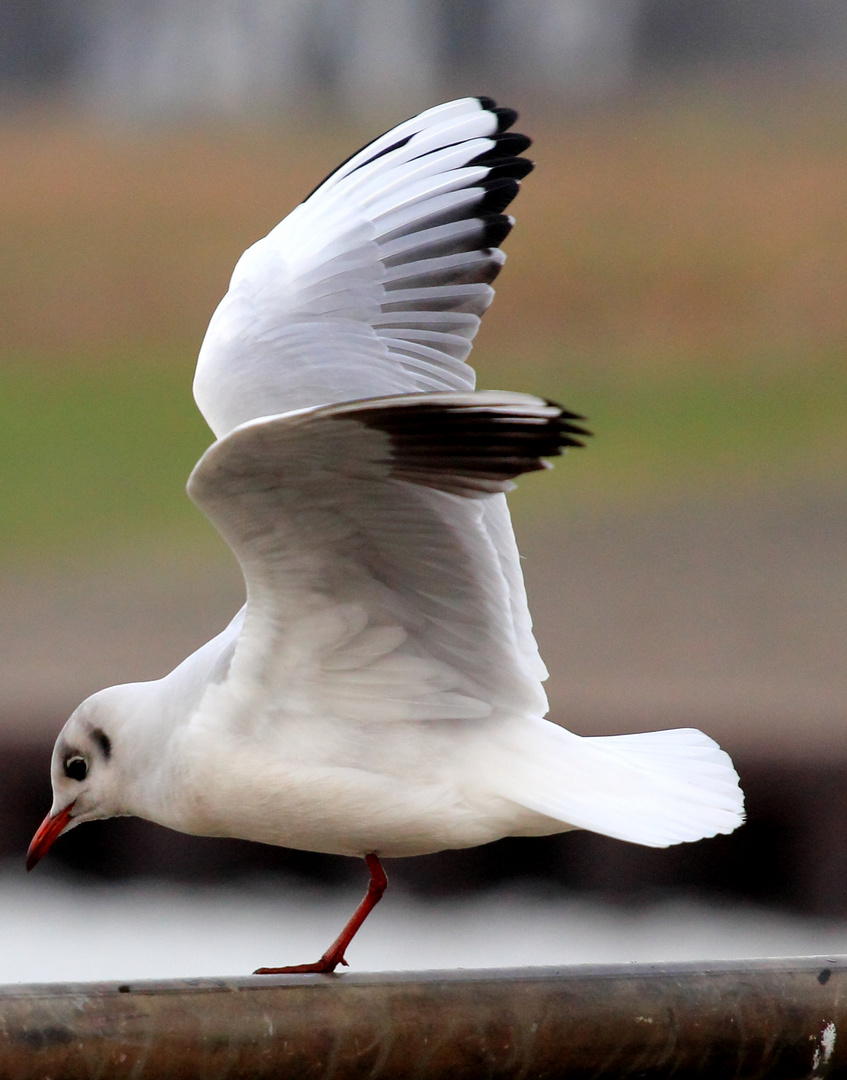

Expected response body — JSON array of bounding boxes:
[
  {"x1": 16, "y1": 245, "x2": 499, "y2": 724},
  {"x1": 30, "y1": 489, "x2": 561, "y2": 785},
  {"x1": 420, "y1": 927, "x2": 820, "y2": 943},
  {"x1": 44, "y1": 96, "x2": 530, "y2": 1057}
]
[{"x1": 27, "y1": 97, "x2": 744, "y2": 975}]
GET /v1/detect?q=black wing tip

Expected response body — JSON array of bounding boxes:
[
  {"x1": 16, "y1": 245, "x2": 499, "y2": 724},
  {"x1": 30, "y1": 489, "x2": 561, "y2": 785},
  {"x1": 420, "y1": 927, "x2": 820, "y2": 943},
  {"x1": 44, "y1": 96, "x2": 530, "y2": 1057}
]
[
  {"x1": 476, "y1": 96, "x2": 523, "y2": 135},
  {"x1": 498, "y1": 157, "x2": 535, "y2": 182},
  {"x1": 496, "y1": 131, "x2": 533, "y2": 156},
  {"x1": 355, "y1": 395, "x2": 590, "y2": 462},
  {"x1": 546, "y1": 399, "x2": 593, "y2": 446},
  {"x1": 478, "y1": 177, "x2": 522, "y2": 216},
  {"x1": 469, "y1": 111, "x2": 534, "y2": 210},
  {"x1": 470, "y1": 153, "x2": 534, "y2": 182},
  {"x1": 481, "y1": 214, "x2": 515, "y2": 248},
  {"x1": 373, "y1": 401, "x2": 587, "y2": 492},
  {"x1": 493, "y1": 106, "x2": 519, "y2": 133},
  {"x1": 469, "y1": 133, "x2": 534, "y2": 164}
]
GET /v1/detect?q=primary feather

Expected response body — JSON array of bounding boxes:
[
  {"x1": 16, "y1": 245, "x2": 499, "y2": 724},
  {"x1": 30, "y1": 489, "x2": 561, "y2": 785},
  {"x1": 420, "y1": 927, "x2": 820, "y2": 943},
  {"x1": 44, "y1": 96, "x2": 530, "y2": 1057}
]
[{"x1": 193, "y1": 97, "x2": 530, "y2": 435}]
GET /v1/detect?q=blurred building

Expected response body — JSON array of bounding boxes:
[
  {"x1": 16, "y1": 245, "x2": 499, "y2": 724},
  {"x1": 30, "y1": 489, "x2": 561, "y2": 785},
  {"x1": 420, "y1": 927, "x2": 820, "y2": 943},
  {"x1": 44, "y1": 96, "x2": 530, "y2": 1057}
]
[{"x1": 2, "y1": 0, "x2": 847, "y2": 118}]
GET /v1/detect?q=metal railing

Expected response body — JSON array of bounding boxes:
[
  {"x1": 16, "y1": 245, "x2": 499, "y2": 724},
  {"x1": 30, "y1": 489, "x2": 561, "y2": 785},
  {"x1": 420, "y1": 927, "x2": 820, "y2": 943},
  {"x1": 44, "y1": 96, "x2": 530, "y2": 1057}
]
[{"x1": 0, "y1": 956, "x2": 843, "y2": 1078}]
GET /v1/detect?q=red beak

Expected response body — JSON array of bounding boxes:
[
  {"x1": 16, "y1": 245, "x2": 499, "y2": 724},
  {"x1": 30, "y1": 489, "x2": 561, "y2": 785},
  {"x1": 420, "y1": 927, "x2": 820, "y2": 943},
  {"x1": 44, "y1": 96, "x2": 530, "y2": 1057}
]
[{"x1": 26, "y1": 802, "x2": 75, "y2": 871}]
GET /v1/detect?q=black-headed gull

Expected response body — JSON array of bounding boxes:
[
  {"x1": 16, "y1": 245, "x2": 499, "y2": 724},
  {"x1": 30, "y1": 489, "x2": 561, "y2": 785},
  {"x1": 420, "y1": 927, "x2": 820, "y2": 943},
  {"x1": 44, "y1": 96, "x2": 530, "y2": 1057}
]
[{"x1": 28, "y1": 98, "x2": 744, "y2": 975}]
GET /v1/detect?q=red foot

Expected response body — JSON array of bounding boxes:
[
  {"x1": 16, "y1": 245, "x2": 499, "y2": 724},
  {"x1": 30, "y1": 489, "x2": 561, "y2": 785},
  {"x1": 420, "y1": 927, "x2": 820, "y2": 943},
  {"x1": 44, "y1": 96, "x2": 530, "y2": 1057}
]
[
  {"x1": 253, "y1": 956, "x2": 346, "y2": 976},
  {"x1": 254, "y1": 853, "x2": 387, "y2": 976}
]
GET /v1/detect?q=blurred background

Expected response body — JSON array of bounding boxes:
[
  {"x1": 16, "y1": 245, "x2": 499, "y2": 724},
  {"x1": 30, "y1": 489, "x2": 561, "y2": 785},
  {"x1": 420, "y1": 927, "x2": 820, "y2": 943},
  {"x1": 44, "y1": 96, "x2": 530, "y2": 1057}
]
[{"x1": 1, "y1": 0, "x2": 846, "y2": 981}]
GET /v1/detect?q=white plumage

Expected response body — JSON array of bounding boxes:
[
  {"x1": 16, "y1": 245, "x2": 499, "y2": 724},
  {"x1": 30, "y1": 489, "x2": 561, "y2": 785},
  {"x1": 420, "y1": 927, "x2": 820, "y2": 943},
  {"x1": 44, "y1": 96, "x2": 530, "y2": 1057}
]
[{"x1": 29, "y1": 97, "x2": 743, "y2": 973}]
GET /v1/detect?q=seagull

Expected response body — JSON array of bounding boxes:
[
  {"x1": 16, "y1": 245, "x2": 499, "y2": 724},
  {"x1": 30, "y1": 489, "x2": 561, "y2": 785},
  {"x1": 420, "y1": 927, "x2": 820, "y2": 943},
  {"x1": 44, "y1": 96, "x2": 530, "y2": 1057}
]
[{"x1": 27, "y1": 97, "x2": 744, "y2": 975}]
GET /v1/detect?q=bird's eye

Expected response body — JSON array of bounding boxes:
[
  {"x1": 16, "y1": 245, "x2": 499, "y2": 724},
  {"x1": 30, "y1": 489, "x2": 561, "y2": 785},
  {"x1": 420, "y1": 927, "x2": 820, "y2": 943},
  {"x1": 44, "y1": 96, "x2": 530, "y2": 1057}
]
[{"x1": 64, "y1": 756, "x2": 88, "y2": 782}]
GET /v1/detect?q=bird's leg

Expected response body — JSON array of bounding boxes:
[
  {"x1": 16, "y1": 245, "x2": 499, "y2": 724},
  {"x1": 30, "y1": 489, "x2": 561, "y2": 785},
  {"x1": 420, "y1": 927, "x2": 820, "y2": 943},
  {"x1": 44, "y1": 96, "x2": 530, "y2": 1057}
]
[{"x1": 254, "y1": 853, "x2": 387, "y2": 975}]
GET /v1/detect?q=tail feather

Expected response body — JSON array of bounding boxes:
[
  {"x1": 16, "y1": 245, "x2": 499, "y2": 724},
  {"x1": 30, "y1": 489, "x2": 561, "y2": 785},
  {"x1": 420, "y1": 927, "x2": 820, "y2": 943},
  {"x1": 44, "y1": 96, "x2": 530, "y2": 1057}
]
[{"x1": 500, "y1": 720, "x2": 744, "y2": 848}]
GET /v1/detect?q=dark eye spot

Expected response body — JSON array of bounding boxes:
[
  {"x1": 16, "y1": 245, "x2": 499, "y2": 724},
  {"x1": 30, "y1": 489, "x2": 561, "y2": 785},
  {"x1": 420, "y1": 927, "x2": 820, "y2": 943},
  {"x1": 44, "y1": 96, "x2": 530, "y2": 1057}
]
[
  {"x1": 90, "y1": 727, "x2": 111, "y2": 760},
  {"x1": 64, "y1": 756, "x2": 88, "y2": 782}
]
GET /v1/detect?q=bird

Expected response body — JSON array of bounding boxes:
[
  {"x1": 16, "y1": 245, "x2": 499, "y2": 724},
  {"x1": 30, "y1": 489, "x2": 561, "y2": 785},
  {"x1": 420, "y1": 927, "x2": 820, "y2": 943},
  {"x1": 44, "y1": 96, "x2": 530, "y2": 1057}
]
[{"x1": 27, "y1": 97, "x2": 744, "y2": 975}]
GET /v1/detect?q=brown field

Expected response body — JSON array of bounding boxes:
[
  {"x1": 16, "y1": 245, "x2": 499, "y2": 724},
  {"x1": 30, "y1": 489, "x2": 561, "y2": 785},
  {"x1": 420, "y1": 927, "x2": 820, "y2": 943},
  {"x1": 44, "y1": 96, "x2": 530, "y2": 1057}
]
[{"x1": 1, "y1": 78, "x2": 846, "y2": 367}]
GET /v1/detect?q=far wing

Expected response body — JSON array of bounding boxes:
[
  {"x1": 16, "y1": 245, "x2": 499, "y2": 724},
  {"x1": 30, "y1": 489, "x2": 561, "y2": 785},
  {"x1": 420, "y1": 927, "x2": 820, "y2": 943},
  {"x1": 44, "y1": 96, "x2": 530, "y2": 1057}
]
[
  {"x1": 192, "y1": 97, "x2": 533, "y2": 439},
  {"x1": 187, "y1": 393, "x2": 588, "y2": 729}
]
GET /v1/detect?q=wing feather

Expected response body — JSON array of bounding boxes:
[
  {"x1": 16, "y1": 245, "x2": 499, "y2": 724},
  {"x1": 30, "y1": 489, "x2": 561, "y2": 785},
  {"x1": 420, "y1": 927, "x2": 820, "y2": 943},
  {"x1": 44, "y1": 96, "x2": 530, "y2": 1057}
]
[
  {"x1": 188, "y1": 98, "x2": 571, "y2": 739},
  {"x1": 187, "y1": 393, "x2": 587, "y2": 729},
  {"x1": 193, "y1": 96, "x2": 532, "y2": 436}
]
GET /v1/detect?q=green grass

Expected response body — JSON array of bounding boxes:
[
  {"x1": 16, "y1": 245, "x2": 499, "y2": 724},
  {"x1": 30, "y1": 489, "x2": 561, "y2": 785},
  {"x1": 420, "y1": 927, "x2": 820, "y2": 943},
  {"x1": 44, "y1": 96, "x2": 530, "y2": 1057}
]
[
  {"x1": 1, "y1": 340, "x2": 843, "y2": 565},
  {"x1": 0, "y1": 354, "x2": 212, "y2": 563},
  {"x1": 483, "y1": 341, "x2": 847, "y2": 519}
]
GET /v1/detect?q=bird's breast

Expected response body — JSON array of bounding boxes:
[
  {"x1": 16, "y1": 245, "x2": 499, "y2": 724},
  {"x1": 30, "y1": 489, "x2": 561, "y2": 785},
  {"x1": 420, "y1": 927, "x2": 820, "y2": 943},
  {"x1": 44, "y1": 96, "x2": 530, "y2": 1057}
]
[{"x1": 165, "y1": 718, "x2": 522, "y2": 858}]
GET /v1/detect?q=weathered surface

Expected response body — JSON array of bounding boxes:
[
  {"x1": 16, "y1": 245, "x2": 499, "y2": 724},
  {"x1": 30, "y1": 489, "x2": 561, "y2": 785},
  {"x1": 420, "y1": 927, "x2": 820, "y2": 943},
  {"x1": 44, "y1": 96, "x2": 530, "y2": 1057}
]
[{"x1": 0, "y1": 958, "x2": 844, "y2": 1079}]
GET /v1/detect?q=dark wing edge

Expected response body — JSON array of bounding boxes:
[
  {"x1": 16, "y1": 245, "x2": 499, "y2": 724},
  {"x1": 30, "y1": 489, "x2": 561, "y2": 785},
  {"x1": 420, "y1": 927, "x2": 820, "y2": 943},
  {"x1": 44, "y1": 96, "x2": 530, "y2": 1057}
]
[
  {"x1": 349, "y1": 392, "x2": 590, "y2": 497},
  {"x1": 189, "y1": 391, "x2": 591, "y2": 510}
]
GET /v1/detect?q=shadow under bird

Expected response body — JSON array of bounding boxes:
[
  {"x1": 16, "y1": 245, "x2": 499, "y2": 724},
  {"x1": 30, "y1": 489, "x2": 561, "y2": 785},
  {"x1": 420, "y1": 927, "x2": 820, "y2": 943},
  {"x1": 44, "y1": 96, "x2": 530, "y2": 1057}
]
[{"x1": 28, "y1": 97, "x2": 744, "y2": 974}]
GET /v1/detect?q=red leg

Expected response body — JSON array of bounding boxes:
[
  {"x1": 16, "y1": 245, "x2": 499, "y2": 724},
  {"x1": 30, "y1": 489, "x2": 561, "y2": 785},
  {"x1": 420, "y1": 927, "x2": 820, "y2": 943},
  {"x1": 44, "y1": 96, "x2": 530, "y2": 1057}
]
[{"x1": 254, "y1": 853, "x2": 387, "y2": 975}]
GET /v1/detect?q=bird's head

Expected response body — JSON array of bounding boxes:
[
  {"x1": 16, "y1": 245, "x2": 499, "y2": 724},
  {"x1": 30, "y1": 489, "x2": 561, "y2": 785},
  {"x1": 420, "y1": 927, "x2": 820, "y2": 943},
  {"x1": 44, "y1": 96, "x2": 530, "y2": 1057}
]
[{"x1": 26, "y1": 688, "x2": 129, "y2": 871}]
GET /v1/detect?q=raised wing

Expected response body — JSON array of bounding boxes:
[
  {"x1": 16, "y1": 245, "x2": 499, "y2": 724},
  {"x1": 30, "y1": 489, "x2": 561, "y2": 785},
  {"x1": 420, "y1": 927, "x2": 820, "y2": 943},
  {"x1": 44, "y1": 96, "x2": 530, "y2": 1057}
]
[
  {"x1": 187, "y1": 393, "x2": 588, "y2": 728},
  {"x1": 192, "y1": 97, "x2": 533, "y2": 439}
]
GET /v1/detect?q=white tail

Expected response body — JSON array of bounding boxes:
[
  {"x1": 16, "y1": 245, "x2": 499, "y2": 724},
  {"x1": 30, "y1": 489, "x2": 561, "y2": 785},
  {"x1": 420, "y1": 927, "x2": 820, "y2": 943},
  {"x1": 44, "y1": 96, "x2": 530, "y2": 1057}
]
[{"x1": 499, "y1": 719, "x2": 744, "y2": 848}]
